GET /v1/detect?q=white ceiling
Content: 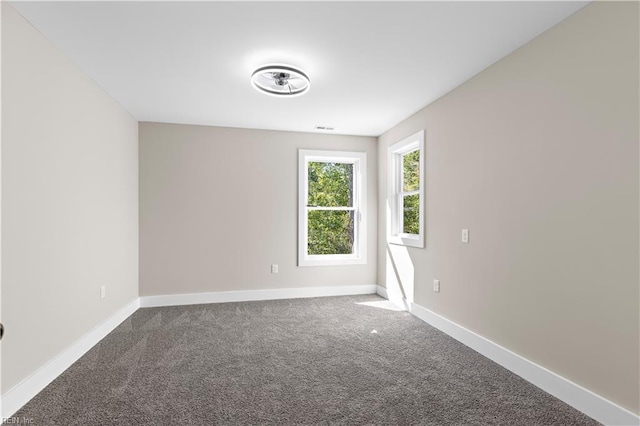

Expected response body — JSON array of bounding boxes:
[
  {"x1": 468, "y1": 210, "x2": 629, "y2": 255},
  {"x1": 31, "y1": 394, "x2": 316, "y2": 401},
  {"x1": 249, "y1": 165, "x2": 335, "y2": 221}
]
[{"x1": 11, "y1": 1, "x2": 588, "y2": 137}]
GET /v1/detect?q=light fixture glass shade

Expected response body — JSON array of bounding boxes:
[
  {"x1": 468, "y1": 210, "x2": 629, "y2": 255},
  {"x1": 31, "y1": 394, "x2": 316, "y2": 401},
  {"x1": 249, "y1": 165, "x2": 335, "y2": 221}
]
[{"x1": 251, "y1": 65, "x2": 310, "y2": 97}]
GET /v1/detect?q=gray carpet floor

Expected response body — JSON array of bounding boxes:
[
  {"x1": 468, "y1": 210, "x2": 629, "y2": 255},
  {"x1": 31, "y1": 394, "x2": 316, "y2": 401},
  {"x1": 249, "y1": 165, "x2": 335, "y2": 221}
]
[{"x1": 15, "y1": 295, "x2": 600, "y2": 425}]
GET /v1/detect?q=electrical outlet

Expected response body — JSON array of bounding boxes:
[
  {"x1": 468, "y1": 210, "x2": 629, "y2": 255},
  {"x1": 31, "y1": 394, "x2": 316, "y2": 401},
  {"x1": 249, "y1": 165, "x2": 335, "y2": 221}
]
[
  {"x1": 271, "y1": 264, "x2": 279, "y2": 274},
  {"x1": 100, "y1": 285, "x2": 106, "y2": 299},
  {"x1": 462, "y1": 229, "x2": 469, "y2": 244},
  {"x1": 433, "y1": 279, "x2": 440, "y2": 293}
]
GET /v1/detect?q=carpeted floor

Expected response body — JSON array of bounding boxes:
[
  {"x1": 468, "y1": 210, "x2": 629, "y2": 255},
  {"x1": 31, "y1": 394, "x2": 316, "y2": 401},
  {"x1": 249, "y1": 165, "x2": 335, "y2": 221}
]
[{"x1": 15, "y1": 295, "x2": 600, "y2": 425}]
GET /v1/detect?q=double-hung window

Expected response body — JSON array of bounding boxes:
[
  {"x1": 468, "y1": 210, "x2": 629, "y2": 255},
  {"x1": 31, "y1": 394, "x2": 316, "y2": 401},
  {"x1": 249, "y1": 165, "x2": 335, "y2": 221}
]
[
  {"x1": 298, "y1": 150, "x2": 367, "y2": 266},
  {"x1": 388, "y1": 131, "x2": 425, "y2": 248}
]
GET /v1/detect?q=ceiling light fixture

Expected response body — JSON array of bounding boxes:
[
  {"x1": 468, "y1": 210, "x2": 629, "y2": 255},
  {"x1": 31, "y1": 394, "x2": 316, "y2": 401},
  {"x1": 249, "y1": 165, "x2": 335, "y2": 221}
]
[{"x1": 251, "y1": 65, "x2": 310, "y2": 97}]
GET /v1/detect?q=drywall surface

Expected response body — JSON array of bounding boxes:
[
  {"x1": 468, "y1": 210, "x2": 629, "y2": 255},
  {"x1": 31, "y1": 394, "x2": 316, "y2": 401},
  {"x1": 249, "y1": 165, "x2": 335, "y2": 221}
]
[
  {"x1": 2, "y1": 3, "x2": 139, "y2": 393},
  {"x1": 377, "y1": 2, "x2": 639, "y2": 414},
  {"x1": 139, "y1": 123, "x2": 377, "y2": 296}
]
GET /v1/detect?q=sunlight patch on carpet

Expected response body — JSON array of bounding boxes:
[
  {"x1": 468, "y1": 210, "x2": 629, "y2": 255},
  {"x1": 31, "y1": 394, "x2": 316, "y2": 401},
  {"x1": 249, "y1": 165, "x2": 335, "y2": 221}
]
[{"x1": 356, "y1": 300, "x2": 405, "y2": 311}]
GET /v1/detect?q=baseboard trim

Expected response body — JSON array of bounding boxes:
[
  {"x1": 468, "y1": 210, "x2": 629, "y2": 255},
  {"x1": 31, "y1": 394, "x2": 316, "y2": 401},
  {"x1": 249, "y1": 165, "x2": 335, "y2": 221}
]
[
  {"x1": 403, "y1": 299, "x2": 639, "y2": 426},
  {"x1": 375, "y1": 285, "x2": 388, "y2": 299},
  {"x1": 376, "y1": 285, "x2": 411, "y2": 311},
  {"x1": 2, "y1": 286, "x2": 377, "y2": 417},
  {"x1": 1, "y1": 299, "x2": 140, "y2": 419},
  {"x1": 140, "y1": 284, "x2": 379, "y2": 308},
  {"x1": 8, "y1": 287, "x2": 634, "y2": 425}
]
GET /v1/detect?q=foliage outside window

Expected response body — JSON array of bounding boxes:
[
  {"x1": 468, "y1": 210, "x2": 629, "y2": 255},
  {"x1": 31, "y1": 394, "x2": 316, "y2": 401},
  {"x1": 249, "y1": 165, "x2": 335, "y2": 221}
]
[
  {"x1": 299, "y1": 150, "x2": 367, "y2": 266},
  {"x1": 388, "y1": 131, "x2": 425, "y2": 248}
]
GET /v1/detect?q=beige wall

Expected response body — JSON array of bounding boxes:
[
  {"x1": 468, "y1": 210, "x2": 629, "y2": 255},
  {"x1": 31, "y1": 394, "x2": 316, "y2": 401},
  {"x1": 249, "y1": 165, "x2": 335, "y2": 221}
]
[
  {"x1": 378, "y1": 1, "x2": 639, "y2": 414},
  {"x1": 1, "y1": 3, "x2": 139, "y2": 393},
  {"x1": 139, "y1": 123, "x2": 377, "y2": 296}
]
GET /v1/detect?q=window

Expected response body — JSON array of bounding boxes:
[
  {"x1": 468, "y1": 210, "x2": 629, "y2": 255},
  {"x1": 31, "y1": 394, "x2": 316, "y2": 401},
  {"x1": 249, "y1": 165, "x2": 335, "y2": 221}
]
[
  {"x1": 388, "y1": 130, "x2": 424, "y2": 248},
  {"x1": 298, "y1": 150, "x2": 367, "y2": 266}
]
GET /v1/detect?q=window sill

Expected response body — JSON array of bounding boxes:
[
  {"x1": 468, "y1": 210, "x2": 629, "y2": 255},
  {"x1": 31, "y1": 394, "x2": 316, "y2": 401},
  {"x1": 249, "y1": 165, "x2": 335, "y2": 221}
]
[
  {"x1": 388, "y1": 235, "x2": 424, "y2": 248},
  {"x1": 298, "y1": 256, "x2": 367, "y2": 267}
]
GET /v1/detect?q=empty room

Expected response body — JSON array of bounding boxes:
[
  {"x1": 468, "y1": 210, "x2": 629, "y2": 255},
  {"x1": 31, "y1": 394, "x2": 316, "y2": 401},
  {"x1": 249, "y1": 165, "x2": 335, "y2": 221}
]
[{"x1": 1, "y1": 1, "x2": 639, "y2": 425}]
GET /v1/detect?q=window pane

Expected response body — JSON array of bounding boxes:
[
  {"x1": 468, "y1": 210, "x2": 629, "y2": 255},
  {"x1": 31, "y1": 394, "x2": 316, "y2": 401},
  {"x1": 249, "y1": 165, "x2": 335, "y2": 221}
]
[
  {"x1": 308, "y1": 162, "x2": 353, "y2": 207},
  {"x1": 308, "y1": 210, "x2": 354, "y2": 255},
  {"x1": 402, "y1": 150, "x2": 420, "y2": 192},
  {"x1": 403, "y1": 194, "x2": 420, "y2": 234}
]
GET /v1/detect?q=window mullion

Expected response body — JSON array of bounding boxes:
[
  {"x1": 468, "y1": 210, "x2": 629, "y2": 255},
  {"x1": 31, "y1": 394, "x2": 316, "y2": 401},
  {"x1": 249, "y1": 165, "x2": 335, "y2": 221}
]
[
  {"x1": 395, "y1": 153, "x2": 403, "y2": 235},
  {"x1": 307, "y1": 206, "x2": 355, "y2": 211}
]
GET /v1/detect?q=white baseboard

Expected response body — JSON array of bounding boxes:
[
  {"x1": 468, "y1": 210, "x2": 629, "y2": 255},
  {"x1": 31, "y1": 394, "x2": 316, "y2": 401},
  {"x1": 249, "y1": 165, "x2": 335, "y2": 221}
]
[
  {"x1": 395, "y1": 297, "x2": 639, "y2": 426},
  {"x1": 376, "y1": 285, "x2": 410, "y2": 311},
  {"x1": 1, "y1": 299, "x2": 140, "y2": 419},
  {"x1": 140, "y1": 284, "x2": 378, "y2": 308},
  {"x1": 2, "y1": 286, "x2": 376, "y2": 418},
  {"x1": 8, "y1": 287, "x2": 635, "y2": 425},
  {"x1": 375, "y1": 285, "x2": 388, "y2": 299}
]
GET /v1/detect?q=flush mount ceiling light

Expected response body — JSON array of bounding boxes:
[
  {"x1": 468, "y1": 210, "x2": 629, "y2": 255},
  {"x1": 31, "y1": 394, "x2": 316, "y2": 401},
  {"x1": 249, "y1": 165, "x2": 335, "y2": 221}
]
[{"x1": 251, "y1": 65, "x2": 310, "y2": 97}]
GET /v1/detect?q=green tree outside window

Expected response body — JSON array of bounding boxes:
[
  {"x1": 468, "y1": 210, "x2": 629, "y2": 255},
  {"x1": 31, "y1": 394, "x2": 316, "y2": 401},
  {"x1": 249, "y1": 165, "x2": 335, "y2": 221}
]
[{"x1": 307, "y1": 162, "x2": 354, "y2": 255}]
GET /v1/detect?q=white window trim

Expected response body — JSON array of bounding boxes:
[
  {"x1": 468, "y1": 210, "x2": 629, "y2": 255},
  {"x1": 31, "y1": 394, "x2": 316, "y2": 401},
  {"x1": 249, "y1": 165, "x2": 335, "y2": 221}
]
[
  {"x1": 298, "y1": 150, "x2": 367, "y2": 266},
  {"x1": 388, "y1": 130, "x2": 425, "y2": 248}
]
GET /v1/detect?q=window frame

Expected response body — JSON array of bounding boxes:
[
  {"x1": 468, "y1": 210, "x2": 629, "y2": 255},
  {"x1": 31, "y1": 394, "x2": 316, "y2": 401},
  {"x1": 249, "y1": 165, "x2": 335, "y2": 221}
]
[
  {"x1": 298, "y1": 150, "x2": 367, "y2": 266},
  {"x1": 388, "y1": 131, "x2": 425, "y2": 248}
]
